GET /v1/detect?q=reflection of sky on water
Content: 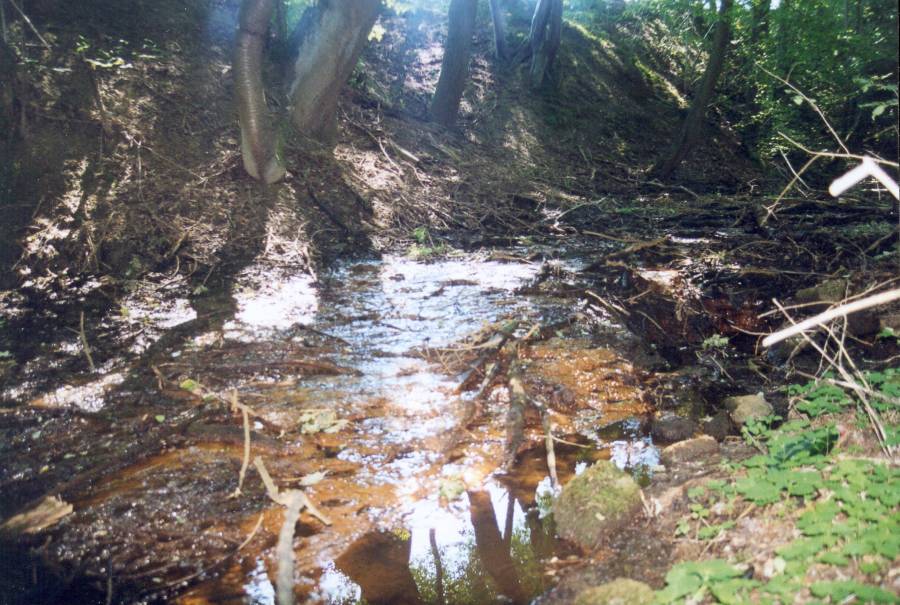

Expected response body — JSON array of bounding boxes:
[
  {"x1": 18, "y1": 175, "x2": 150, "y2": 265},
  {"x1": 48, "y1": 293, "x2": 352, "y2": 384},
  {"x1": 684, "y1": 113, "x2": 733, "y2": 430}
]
[
  {"x1": 225, "y1": 269, "x2": 319, "y2": 338},
  {"x1": 243, "y1": 558, "x2": 276, "y2": 605}
]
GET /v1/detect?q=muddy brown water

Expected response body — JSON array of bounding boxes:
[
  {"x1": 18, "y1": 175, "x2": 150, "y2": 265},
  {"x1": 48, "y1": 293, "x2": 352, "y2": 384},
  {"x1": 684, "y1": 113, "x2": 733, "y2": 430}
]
[{"x1": 1, "y1": 249, "x2": 668, "y2": 605}]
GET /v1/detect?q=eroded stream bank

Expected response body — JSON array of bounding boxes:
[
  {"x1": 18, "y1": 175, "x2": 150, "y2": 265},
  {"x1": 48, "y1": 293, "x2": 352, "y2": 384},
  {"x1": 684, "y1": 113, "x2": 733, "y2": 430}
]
[{"x1": 2, "y1": 193, "x2": 896, "y2": 604}]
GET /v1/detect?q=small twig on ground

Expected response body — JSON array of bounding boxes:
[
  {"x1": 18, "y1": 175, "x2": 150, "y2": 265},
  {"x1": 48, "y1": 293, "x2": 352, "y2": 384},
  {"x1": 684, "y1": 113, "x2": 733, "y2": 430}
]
[
  {"x1": 605, "y1": 236, "x2": 668, "y2": 261},
  {"x1": 229, "y1": 390, "x2": 252, "y2": 499},
  {"x1": 79, "y1": 311, "x2": 96, "y2": 372},
  {"x1": 7, "y1": 0, "x2": 50, "y2": 48}
]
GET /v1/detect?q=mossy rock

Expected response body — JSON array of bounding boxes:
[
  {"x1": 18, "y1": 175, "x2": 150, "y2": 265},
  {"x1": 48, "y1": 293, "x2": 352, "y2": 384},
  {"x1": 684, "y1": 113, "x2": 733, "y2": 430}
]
[
  {"x1": 574, "y1": 578, "x2": 655, "y2": 605},
  {"x1": 553, "y1": 460, "x2": 641, "y2": 550}
]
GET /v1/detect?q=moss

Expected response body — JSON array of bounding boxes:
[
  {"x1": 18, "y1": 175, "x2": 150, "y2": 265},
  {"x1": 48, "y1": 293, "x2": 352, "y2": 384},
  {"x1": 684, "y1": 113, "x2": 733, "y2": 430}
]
[
  {"x1": 553, "y1": 460, "x2": 641, "y2": 550},
  {"x1": 575, "y1": 578, "x2": 655, "y2": 605}
]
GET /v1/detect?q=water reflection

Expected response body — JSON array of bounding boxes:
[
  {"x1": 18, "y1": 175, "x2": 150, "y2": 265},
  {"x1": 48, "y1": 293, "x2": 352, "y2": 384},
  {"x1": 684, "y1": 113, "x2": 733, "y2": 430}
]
[{"x1": 316, "y1": 479, "x2": 562, "y2": 605}]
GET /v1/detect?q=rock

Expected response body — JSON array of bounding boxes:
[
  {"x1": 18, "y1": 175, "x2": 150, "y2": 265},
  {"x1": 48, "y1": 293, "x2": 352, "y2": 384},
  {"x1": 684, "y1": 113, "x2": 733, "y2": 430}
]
[
  {"x1": 660, "y1": 435, "x2": 719, "y2": 466},
  {"x1": 574, "y1": 578, "x2": 656, "y2": 605},
  {"x1": 795, "y1": 279, "x2": 847, "y2": 304},
  {"x1": 702, "y1": 410, "x2": 733, "y2": 441},
  {"x1": 554, "y1": 461, "x2": 641, "y2": 550},
  {"x1": 724, "y1": 393, "x2": 773, "y2": 427},
  {"x1": 650, "y1": 414, "x2": 697, "y2": 443}
]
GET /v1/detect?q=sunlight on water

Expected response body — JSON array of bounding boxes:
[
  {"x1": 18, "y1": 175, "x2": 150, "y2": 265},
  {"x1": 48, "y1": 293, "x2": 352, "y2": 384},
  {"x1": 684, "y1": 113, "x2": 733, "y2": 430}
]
[
  {"x1": 29, "y1": 372, "x2": 125, "y2": 411},
  {"x1": 228, "y1": 270, "x2": 318, "y2": 334},
  {"x1": 243, "y1": 558, "x2": 275, "y2": 605}
]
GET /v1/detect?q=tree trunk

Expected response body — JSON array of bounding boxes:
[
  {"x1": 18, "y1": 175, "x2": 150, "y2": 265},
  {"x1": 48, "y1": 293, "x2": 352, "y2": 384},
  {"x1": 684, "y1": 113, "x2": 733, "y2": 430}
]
[
  {"x1": 430, "y1": 0, "x2": 477, "y2": 127},
  {"x1": 528, "y1": 0, "x2": 562, "y2": 88},
  {"x1": 649, "y1": 0, "x2": 733, "y2": 180},
  {"x1": 0, "y1": 37, "x2": 18, "y2": 141},
  {"x1": 750, "y1": 0, "x2": 770, "y2": 44},
  {"x1": 235, "y1": 0, "x2": 285, "y2": 184},
  {"x1": 488, "y1": 0, "x2": 508, "y2": 60},
  {"x1": 288, "y1": 0, "x2": 380, "y2": 140}
]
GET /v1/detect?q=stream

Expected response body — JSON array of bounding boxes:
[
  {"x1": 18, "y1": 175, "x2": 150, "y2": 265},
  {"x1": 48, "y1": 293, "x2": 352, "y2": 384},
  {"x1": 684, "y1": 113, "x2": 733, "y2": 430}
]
[{"x1": 1, "y1": 244, "x2": 671, "y2": 605}]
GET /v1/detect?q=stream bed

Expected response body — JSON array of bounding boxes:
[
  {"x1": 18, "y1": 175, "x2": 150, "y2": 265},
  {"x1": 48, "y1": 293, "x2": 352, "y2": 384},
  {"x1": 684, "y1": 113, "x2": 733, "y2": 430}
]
[{"x1": 1, "y1": 245, "x2": 676, "y2": 605}]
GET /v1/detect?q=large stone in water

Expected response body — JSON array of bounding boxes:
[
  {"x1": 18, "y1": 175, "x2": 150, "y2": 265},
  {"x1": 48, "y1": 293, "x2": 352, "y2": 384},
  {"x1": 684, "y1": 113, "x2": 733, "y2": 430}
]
[
  {"x1": 724, "y1": 393, "x2": 773, "y2": 427},
  {"x1": 660, "y1": 435, "x2": 719, "y2": 466},
  {"x1": 553, "y1": 460, "x2": 641, "y2": 550},
  {"x1": 574, "y1": 578, "x2": 656, "y2": 605}
]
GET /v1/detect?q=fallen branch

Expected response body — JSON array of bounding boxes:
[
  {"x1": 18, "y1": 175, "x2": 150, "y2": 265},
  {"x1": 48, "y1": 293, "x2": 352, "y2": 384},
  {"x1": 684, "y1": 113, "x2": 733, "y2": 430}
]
[
  {"x1": 7, "y1": 0, "x2": 50, "y2": 48},
  {"x1": 762, "y1": 288, "x2": 900, "y2": 347},
  {"x1": 253, "y1": 457, "x2": 331, "y2": 605}
]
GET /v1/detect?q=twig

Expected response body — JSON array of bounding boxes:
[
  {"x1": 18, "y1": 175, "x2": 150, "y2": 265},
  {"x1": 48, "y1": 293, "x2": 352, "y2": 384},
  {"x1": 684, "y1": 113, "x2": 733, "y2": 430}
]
[
  {"x1": 7, "y1": 0, "x2": 50, "y2": 49},
  {"x1": 762, "y1": 288, "x2": 900, "y2": 347},
  {"x1": 543, "y1": 415, "x2": 559, "y2": 490},
  {"x1": 773, "y1": 302, "x2": 892, "y2": 457},
  {"x1": 229, "y1": 390, "x2": 251, "y2": 499},
  {"x1": 778, "y1": 131, "x2": 899, "y2": 168},
  {"x1": 760, "y1": 66, "x2": 849, "y2": 155},
  {"x1": 79, "y1": 311, "x2": 96, "y2": 372},
  {"x1": 829, "y1": 156, "x2": 900, "y2": 200}
]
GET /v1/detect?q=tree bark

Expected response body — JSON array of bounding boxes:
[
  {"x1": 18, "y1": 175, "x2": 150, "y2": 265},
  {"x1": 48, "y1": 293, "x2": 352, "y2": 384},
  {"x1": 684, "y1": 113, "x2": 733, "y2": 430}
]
[
  {"x1": 234, "y1": 0, "x2": 285, "y2": 184},
  {"x1": 750, "y1": 0, "x2": 770, "y2": 44},
  {"x1": 649, "y1": 0, "x2": 733, "y2": 180},
  {"x1": 488, "y1": 0, "x2": 508, "y2": 60},
  {"x1": 288, "y1": 0, "x2": 380, "y2": 140},
  {"x1": 430, "y1": 0, "x2": 477, "y2": 127},
  {"x1": 528, "y1": 0, "x2": 562, "y2": 88}
]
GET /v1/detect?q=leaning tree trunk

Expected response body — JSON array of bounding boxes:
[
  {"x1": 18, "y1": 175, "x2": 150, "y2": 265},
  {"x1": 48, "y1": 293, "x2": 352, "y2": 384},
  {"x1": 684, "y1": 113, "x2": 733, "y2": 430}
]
[
  {"x1": 649, "y1": 0, "x2": 733, "y2": 180},
  {"x1": 430, "y1": 0, "x2": 477, "y2": 127},
  {"x1": 288, "y1": 0, "x2": 380, "y2": 140},
  {"x1": 488, "y1": 0, "x2": 508, "y2": 60},
  {"x1": 528, "y1": 0, "x2": 562, "y2": 88},
  {"x1": 235, "y1": 0, "x2": 285, "y2": 184}
]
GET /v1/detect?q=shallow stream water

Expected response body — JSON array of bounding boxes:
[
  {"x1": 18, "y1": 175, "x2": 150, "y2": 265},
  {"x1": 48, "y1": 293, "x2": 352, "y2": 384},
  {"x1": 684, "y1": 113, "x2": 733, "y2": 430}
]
[{"x1": 1, "y1": 247, "x2": 664, "y2": 604}]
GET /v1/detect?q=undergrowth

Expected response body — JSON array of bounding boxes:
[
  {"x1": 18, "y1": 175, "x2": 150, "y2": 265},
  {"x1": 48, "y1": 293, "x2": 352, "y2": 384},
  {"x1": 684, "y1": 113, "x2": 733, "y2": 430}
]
[{"x1": 657, "y1": 373, "x2": 900, "y2": 604}]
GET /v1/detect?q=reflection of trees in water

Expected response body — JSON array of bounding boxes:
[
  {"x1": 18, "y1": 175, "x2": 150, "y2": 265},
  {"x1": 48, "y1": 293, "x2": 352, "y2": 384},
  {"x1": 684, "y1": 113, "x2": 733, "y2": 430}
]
[
  {"x1": 413, "y1": 489, "x2": 555, "y2": 605},
  {"x1": 331, "y1": 485, "x2": 559, "y2": 604}
]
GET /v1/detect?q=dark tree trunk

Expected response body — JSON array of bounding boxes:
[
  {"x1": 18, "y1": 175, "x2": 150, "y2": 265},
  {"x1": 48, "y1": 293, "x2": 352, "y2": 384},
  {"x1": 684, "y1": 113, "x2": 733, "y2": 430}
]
[
  {"x1": 649, "y1": 0, "x2": 733, "y2": 180},
  {"x1": 488, "y1": 0, "x2": 508, "y2": 60},
  {"x1": 288, "y1": 0, "x2": 380, "y2": 140},
  {"x1": 528, "y1": 0, "x2": 562, "y2": 88},
  {"x1": 430, "y1": 0, "x2": 477, "y2": 126},
  {"x1": 235, "y1": 0, "x2": 285, "y2": 183},
  {"x1": 750, "y1": 0, "x2": 770, "y2": 44}
]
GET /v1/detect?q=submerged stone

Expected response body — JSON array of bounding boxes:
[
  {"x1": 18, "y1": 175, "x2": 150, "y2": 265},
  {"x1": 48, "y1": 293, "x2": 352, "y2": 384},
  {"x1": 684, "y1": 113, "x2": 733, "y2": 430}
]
[
  {"x1": 574, "y1": 578, "x2": 656, "y2": 605},
  {"x1": 723, "y1": 393, "x2": 772, "y2": 427},
  {"x1": 553, "y1": 460, "x2": 641, "y2": 550},
  {"x1": 660, "y1": 435, "x2": 719, "y2": 466},
  {"x1": 702, "y1": 410, "x2": 733, "y2": 441},
  {"x1": 650, "y1": 414, "x2": 697, "y2": 443}
]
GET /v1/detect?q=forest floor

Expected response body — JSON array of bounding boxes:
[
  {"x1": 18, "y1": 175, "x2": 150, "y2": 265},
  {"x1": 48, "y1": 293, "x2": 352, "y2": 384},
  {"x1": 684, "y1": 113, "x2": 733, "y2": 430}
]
[{"x1": 1, "y1": 1, "x2": 898, "y2": 604}]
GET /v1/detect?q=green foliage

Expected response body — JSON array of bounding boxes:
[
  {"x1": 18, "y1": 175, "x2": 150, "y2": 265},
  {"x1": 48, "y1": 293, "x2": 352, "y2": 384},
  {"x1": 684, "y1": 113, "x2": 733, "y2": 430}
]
[
  {"x1": 660, "y1": 373, "x2": 899, "y2": 604},
  {"x1": 566, "y1": 0, "x2": 899, "y2": 170},
  {"x1": 656, "y1": 560, "x2": 749, "y2": 604},
  {"x1": 701, "y1": 334, "x2": 729, "y2": 351}
]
